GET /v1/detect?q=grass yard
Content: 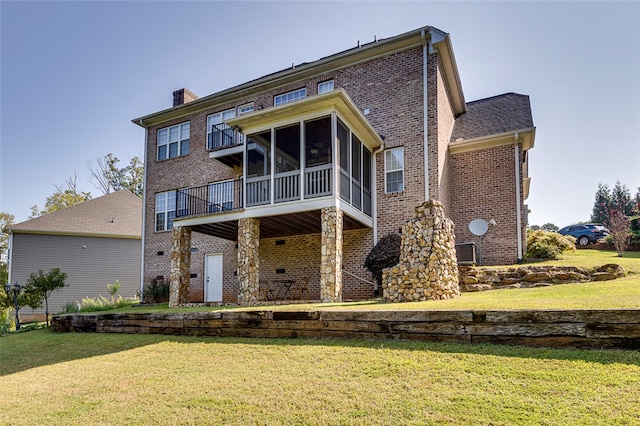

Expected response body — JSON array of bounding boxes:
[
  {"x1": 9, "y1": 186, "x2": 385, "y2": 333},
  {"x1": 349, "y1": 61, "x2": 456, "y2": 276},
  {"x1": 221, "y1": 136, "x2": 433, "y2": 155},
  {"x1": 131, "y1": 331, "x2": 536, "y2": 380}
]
[
  {"x1": 2, "y1": 249, "x2": 638, "y2": 425},
  {"x1": 1, "y1": 330, "x2": 639, "y2": 425}
]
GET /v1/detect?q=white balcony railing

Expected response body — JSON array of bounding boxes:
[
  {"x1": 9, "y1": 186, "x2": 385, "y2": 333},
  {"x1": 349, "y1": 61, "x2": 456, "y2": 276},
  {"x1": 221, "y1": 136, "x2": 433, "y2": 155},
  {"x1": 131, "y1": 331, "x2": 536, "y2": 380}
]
[
  {"x1": 304, "y1": 164, "x2": 332, "y2": 198},
  {"x1": 274, "y1": 170, "x2": 300, "y2": 203}
]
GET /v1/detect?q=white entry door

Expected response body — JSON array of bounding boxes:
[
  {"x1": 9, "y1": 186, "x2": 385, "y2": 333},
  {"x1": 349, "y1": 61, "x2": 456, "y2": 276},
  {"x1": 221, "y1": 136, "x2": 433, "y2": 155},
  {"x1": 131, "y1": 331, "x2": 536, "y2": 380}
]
[{"x1": 205, "y1": 254, "x2": 223, "y2": 302}]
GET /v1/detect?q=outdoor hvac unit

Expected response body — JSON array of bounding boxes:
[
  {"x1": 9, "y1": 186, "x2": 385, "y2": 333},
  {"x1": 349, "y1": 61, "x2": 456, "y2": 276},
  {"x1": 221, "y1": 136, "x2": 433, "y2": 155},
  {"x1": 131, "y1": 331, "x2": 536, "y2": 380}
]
[{"x1": 455, "y1": 242, "x2": 477, "y2": 265}]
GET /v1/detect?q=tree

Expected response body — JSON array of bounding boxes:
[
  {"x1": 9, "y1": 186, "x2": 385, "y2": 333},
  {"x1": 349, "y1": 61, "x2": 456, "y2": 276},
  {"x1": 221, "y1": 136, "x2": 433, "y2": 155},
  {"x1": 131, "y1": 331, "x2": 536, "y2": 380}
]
[
  {"x1": 606, "y1": 209, "x2": 631, "y2": 257},
  {"x1": 611, "y1": 181, "x2": 633, "y2": 216},
  {"x1": 591, "y1": 183, "x2": 611, "y2": 224},
  {"x1": 540, "y1": 223, "x2": 559, "y2": 232},
  {"x1": 89, "y1": 153, "x2": 144, "y2": 198},
  {"x1": 30, "y1": 174, "x2": 91, "y2": 218},
  {"x1": 24, "y1": 268, "x2": 68, "y2": 326},
  {"x1": 0, "y1": 212, "x2": 14, "y2": 284}
]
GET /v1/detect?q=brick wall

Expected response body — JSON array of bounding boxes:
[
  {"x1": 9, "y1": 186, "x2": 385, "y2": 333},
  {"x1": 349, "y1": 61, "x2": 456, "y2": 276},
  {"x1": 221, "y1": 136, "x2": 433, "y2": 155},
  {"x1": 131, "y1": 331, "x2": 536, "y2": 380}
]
[{"x1": 449, "y1": 144, "x2": 523, "y2": 265}]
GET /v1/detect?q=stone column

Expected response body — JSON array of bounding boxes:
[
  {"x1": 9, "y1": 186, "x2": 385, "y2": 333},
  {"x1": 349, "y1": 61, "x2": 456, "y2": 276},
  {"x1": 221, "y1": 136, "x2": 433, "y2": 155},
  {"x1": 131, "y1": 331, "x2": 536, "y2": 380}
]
[
  {"x1": 237, "y1": 217, "x2": 260, "y2": 306},
  {"x1": 382, "y1": 200, "x2": 460, "y2": 302},
  {"x1": 320, "y1": 206, "x2": 343, "y2": 303},
  {"x1": 169, "y1": 226, "x2": 192, "y2": 308}
]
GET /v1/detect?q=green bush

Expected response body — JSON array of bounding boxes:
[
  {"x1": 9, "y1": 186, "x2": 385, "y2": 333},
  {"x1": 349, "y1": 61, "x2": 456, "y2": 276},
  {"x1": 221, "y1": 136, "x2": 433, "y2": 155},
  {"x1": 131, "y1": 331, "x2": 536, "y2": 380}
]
[
  {"x1": 77, "y1": 294, "x2": 137, "y2": 312},
  {"x1": 142, "y1": 278, "x2": 170, "y2": 304},
  {"x1": 525, "y1": 230, "x2": 576, "y2": 260},
  {"x1": 60, "y1": 301, "x2": 80, "y2": 314}
]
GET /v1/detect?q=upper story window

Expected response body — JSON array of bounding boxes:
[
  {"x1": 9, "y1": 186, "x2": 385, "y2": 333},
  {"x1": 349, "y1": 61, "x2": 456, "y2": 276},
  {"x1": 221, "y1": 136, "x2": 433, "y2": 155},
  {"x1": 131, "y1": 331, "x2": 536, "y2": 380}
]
[
  {"x1": 155, "y1": 190, "x2": 176, "y2": 231},
  {"x1": 207, "y1": 109, "x2": 236, "y2": 150},
  {"x1": 318, "y1": 80, "x2": 334, "y2": 94},
  {"x1": 157, "y1": 122, "x2": 189, "y2": 161},
  {"x1": 385, "y1": 147, "x2": 404, "y2": 193},
  {"x1": 238, "y1": 103, "x2": 254, "y2": 115},
  {"x1": 274, "y1": 88, "x2": 306, "y2": 106}
]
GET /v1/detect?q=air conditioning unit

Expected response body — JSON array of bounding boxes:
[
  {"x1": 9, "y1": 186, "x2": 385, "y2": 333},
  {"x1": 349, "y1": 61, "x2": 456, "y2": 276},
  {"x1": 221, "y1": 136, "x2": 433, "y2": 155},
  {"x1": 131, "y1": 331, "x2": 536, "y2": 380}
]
[{"x1": 455, "y1": 242, "x2": 476, "y2": 265}]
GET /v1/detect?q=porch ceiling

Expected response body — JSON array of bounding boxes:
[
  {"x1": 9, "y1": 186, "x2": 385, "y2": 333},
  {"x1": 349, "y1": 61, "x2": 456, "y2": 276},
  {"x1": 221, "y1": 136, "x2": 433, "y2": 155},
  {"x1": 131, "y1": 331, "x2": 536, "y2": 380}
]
[{"x1": 190, "y1": 209, "x2": 368, "y2": 241}]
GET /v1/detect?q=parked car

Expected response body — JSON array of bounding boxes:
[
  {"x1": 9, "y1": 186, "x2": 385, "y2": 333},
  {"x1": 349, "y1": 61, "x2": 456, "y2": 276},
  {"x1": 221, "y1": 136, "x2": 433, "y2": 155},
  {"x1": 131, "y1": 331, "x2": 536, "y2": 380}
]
[{"x1": 558, "y1": 224, "x2": 609, "y2": 246}]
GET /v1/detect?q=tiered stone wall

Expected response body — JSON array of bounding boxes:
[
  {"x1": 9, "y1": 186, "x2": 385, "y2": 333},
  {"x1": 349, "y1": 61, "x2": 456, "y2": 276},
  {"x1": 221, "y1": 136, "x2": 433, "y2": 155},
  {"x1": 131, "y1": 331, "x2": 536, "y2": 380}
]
[
  {"x1": 382, "y1": 200, "x2": 460, "y2": 302},
  {"x1": 169, "y1": 226, "x2": 191, "y2": 307},
  {"x1": 320, "y1": 207, "x2": 343, "y2": 303},
  {"x1": 237, "y1": 217, "x2": 260, "y2": 306},
  {"x1": 460, "y1": 264, "x2": 626, "y2": 292}
]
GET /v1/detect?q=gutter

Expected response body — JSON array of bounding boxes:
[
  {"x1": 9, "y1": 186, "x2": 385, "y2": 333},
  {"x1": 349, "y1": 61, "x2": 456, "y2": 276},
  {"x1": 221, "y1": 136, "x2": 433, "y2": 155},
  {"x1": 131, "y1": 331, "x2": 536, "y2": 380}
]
[
  {"x1": 372, "y1": 143, "x2": 385, "y2": 244},
  {"x1": 421, "y1": 29, "x2": 430, "y2": 201},
  {"x1": 514, "y1": 133, "x2": 523, "y2": 262},
  {"x1": 140, "y1": 122, "x2": 148, "y2": 297}
]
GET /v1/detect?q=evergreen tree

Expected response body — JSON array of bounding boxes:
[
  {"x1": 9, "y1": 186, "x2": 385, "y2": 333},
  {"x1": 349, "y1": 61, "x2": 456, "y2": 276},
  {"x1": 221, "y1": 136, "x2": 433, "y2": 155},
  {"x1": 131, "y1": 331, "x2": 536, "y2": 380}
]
[{"x1": 591, "y1": 183, "x2": 611, "y2": 224}]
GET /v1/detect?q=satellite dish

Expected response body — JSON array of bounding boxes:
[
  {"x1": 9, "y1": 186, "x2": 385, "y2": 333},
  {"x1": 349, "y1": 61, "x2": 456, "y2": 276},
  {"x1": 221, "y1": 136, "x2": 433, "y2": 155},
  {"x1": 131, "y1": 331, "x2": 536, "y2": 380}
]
[{"x1": 469, "y1": 219, "x2": 489, "y2": 236}]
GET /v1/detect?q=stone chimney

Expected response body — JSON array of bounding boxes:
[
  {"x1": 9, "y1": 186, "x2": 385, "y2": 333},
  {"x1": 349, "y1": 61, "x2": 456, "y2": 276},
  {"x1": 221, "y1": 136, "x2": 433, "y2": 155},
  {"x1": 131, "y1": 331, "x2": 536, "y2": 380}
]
[{"x1": 173, "y1": 88, "x2": 198, "y2": 107}]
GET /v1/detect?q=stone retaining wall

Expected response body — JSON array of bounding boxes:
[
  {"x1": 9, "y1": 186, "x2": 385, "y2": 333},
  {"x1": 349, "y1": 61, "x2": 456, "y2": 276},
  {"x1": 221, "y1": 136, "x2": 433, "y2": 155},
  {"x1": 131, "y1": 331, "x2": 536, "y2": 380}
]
[
  {"x1": 52, "y1": 309, "x2": 640, "y2": 350},
  {"x1": 459, "y1": 264, "x2": 626, "y2": 292}
]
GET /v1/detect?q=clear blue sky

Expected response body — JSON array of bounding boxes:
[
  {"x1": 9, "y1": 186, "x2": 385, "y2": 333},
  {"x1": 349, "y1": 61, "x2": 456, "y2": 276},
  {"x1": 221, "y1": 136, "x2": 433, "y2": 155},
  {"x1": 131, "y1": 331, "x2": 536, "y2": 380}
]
[{"x1": 1, "y1": 1, "x2": 639, "y2": 227}]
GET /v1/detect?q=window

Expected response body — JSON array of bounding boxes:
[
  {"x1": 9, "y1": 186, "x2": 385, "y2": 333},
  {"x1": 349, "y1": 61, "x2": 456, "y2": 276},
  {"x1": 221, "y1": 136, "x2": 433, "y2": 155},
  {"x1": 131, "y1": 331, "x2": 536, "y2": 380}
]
[
  {"x1": 238, "y1": 103, "x2": 254, "y2": 115},
  {"x1": 207, "y1": 109, "x2": 236, "y2": 150},
  {"x1": 274, "y1": 88, "x2": 306, "y2": 106},
  {"x1": 318, "y1": 80, "x2": 334, "y2": 94},
  {"x1": 157, "y1": 122, "x2": 189, "y2": 160},
  {"x1": 155, "y1": 191, "x2": 176, "y2": 231},
  {"x1": 385, "y1": 147, "x2": 404, "y2": 193}
]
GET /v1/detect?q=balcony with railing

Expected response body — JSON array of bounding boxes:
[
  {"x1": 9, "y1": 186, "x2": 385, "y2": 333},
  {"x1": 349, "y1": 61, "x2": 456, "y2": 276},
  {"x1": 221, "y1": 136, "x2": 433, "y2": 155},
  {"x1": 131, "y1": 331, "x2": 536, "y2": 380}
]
[
  {"x1": 178, "y1": 90, "x2": 383, "y2": 240},
  {"x1": 175, "y1": 178, "x2": 244, "y2": 219},
  {"x1": 207, "y1": 123, "x2": 243, "y2": 168}
]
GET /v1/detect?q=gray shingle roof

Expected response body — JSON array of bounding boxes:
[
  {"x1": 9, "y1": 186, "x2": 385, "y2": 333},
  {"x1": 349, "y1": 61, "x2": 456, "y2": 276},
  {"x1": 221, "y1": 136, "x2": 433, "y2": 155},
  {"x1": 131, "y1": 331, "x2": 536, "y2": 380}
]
[
  {"x1": 450, "y1": 93, "x2": 534, "y2": 141},
  {"x1": 9, "y1": 190, "x2": 142, "y2": 238}
]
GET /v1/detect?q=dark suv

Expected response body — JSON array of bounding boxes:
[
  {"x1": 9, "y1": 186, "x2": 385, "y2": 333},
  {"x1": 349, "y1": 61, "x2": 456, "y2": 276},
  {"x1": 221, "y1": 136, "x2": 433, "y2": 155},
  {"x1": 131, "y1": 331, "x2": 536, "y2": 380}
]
[{"x1": 558, "y1": 224, "x2": 609, "y2": 246}]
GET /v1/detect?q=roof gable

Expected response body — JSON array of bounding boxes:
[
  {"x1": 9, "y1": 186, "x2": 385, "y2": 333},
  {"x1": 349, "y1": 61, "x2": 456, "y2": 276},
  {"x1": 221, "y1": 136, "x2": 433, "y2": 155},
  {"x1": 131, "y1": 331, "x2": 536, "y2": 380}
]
[
  {"x1": 451, "y1": 93, "x2": 533, "y2": 141},
  {"x1": 9, "y1": 190, "x2": 142, "y2": 238}
]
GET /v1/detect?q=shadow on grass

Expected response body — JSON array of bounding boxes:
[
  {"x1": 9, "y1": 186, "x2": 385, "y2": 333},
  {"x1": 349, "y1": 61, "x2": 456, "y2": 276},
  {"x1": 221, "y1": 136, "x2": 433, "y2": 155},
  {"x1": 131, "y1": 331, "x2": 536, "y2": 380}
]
[{"x1": 2, "y1": 326, "x2": 638, "y2": 377}]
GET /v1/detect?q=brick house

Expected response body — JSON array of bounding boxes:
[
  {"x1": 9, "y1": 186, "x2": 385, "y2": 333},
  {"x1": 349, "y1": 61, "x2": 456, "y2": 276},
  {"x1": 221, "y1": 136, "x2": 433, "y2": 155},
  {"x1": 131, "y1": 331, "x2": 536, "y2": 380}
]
[{"x1": 132, "y1": 25, "x2": 535, "y2": 306}]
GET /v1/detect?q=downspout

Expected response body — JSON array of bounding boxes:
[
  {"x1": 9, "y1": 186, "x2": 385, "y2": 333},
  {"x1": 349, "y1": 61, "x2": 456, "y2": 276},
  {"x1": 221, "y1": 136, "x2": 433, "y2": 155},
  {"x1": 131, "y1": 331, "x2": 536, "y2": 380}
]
[
  {"x1": 421, "y1": 29, "x2": 430, "y2": 201},
  {"x1": 372, "y1": 143, "x2": 385, "y2": 244},
  {"x1": 514, "y1": 133, "x2": 523, "y2": 262},
  {"x1": 139, "y1": 120, "x2": 148, "y2": 297},
  {"x1": 7, "y1": 232, "x2": 13, "y2": 283}
]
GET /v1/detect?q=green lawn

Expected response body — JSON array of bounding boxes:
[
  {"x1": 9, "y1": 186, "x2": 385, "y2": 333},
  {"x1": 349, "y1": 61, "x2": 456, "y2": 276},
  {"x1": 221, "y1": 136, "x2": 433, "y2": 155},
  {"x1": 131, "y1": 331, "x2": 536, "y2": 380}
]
[
  {"x1": 1, "y1": 250, "x2": 638, "y2": 425},
  {"x1": 1, "y1": 330, "x2": 639, "y2": 425}
]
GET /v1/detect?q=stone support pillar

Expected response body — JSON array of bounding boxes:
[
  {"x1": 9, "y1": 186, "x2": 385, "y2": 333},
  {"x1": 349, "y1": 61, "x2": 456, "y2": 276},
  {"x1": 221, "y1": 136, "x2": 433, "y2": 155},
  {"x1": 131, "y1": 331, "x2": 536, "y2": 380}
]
[
  {"x1": 382, "y1": 200, "x2": 460, "y2": 302},
  {"x1": 237, "y1": 217, "x2": 260, "y2": 306},
  {"x1": 169, "y1": 226, "x2": 192, "y2": 308},
  {"x1": 320, "y1": 206, "x2": 343, "y2": 303}
]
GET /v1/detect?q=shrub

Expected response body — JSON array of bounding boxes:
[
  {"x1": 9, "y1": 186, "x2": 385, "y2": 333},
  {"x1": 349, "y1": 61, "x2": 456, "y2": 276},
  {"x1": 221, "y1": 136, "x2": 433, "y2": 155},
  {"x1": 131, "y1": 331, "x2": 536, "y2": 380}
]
[
  {"x1": 525, "y1": 230, "x2": 575, "y2": 260},
  {"x1": 106, "y1": 280, "x2": 121, "y2": 296},
  {"x1": 60, "y1": 301, "x2": 80, "y2": 314},
  {"x1": 364, "y1": 234, "x2": 402, "y2": 296},
  {"x1": 142, "y1": 278, "x2": 170, "y2": 304},
  {"x1": 78, "y1": 294, "x2": 136, "y2": 312}
]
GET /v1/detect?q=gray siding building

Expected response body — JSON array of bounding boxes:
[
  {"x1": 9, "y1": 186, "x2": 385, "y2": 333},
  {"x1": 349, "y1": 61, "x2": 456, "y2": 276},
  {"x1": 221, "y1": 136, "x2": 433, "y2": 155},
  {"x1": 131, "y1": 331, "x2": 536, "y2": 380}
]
[{"x1": 8, "y1": 190, "x2": 142, "y2": 319}]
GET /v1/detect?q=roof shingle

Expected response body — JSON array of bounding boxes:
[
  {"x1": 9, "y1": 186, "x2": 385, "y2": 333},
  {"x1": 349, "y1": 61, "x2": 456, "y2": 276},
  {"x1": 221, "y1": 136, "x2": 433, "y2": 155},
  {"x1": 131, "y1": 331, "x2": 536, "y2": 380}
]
[
  {"x1": 9, "y1": 190, "x2": 142, "y2": 238},
  {"x1": 450, "y1": 93, "x2": 534, "y2": 141}
]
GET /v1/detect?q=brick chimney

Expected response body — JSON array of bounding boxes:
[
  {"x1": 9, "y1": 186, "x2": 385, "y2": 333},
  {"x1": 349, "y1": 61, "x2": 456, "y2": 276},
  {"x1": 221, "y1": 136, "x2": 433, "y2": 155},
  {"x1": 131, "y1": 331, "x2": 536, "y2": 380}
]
[{"x1": 173, "y1": 88, "x2": 198, "y2": 107}]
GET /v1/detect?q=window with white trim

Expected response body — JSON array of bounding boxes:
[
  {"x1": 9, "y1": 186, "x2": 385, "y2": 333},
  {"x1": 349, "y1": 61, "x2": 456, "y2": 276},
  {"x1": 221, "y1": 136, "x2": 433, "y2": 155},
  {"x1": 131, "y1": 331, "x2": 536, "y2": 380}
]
[
  {"x1": 155, "y1": 190, "x2": 176, "y2": 231},
  {"x1": 274, "y1": 88, "x2": 306, "y2": 106},
  {"x1": 238, "y1": 103, "x2": 254, "y2": 115},
  {"x1": 384, "y1": 147, "x2": 404, "y2": 193},
  {"x1": 157, "y1": 122, "x2": 189, "y2": 160},
  {"x1": 318, "y1": 80, "x2": 334, "y2": 94},
  {"x1": 207, "y1": 109, "x2": 236, "y2": 150}
]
